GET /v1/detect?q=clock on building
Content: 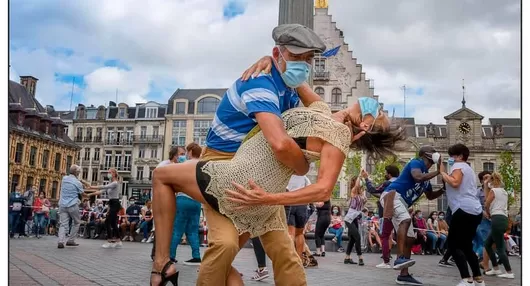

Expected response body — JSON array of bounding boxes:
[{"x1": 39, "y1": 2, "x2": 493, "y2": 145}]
[{"x1": 458, "y1": 122, "x2": 471, "y2": 134}]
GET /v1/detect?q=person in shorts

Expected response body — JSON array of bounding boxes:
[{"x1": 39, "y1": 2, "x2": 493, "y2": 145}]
[{"x1": 285, "y1": 175, "x2": 311, "y2": 259}]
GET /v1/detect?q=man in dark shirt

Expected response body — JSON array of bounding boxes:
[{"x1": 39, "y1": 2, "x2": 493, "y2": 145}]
[
  {"x1": 123, "y1": 197, "x2": 142, "y2": 242},
  {"x1": 9, "y1": 186, "x2": 26, "y2": 238}
]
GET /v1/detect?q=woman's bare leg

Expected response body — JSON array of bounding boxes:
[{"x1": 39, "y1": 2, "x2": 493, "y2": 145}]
[{"x1": 151, "y1": 161, "x2": 205, "y2": 284}]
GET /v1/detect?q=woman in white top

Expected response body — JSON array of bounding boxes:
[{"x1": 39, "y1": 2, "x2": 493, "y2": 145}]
[
  {"x1": 483, "y1": 173, "x2": 514, "y2": 279},
  {"x1": 440, "y1": 144, "x2": 484, "y2": 286}
]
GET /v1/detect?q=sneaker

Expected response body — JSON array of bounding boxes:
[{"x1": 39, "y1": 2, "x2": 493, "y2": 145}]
[
  {"x1": 141, "y1": 238, "x2": 147, "y2": 243},
  {"x1": 250, "y1": 268, "x2": 269, "y2": 281},
  {"x1": 395, "y1": 274, "x2": 423, "y2": 285},
  {"x1": 184, "y1": 258, "x2": 202, "y2": 266},
  {"x1": 129, "y1": 236, "x2": 135, "y2": 242},
  {"x1": 332, "y1": 237, "x2": 337, "y2": 243},
  {"x1": 497, "y1": 273, "x2": 514, "y2": 279},
  {"x1": 438, "y1": 259, "x2": 455, "y2": 267},
  {"x1": 136, "y1": 228, "x2": 141, "y2": 234},
  {"x1": 123, "y1": 235, "x2": 129, "y2": 241},
  {"x1": 358, "y1": 258, "x2": 365, "y2": 266},
  {"x1": 474, "y1": 280, "x2": 485, "y2": 286},
  {"x1": 456, "y1": 280, "x2": 474, "y2": 286},
  {"x1": 393, "y1": 257, "x2": 415, "y2": 270},
  {"x1": 66, "y1": 241, "x2": 79, "y2": 246},
  {"x1": 102, "y1": 242, "x2": 115, "y2": 248},
  {"x1": 485, "y1": 269, "x2": 502, "y2": 276},
  {"x1": 344, "y1": 258, "x2": 357, "y2": 265},
  {"x1": 114, "y1": 241, "x2": 123, "y2": 248},
  {"x1": 147, "y1": 236, "x2": 154, "y2": 243},
  {"x1": 57, "y1": 243, "x2": 64, "y2": 249},
  {"x1": 321, "y1": 252, "x2": 326, "y2": 257},
  {"x1": 376, "y1": 262, "x2": 392, "y2": 269},
  {"x1": 337, "y1": 247, "x2": 345, "y2": 253}
]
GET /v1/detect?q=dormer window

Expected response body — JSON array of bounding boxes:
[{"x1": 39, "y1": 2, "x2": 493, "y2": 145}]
[
  {"x1": 119, "y1": 108, "x2": 126, "y2": 118},
  {"x1": 146, "y1": 107, "x2": 157, "y2": 118}
]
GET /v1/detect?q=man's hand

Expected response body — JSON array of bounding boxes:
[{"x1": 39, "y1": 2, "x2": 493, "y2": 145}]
[
  {"x1": 225, "y1": 180, "x2": 270, "y2": 210},
  {"x1": 361, "y1": 169, "x2": 369, "y2": 179},
  {"x1": 241, "y1": 56, "x2": 273, "y2": 81}
]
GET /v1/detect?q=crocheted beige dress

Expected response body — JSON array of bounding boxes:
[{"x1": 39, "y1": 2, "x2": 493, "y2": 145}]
[{"x1": 201, "y1": 101, "x2": 351, "y2": 238}]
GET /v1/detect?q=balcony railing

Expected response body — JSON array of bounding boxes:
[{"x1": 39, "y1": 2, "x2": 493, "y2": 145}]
[
  {"x1": 133, "y1": 135, "x2": 164, "y2": 144},
  {"x1": 100, "y1": 164, "x2": 132, "y2": 172},
  {"x1": 327, "y1": 102, "x2": 348, "y2": 110},
  {"x1": 313, "y1": 71, "x2": 330, "y2": 81},
  {"x1": 130, "y1": 179, "x2": 152, "y2": 185},
  {"x1": 74, "y1": 136, "x2": 83, "y2": 142},
  {"x1": 104, "y1": 139, "x2": 133, "y2": 146}
]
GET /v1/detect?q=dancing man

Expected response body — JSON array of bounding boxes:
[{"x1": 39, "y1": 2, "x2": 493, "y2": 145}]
[{"x1": 379, "y1": 146, "x2": 446, "y2": 285}]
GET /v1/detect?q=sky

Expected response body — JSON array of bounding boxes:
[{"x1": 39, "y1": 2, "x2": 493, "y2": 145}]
[{"x1": 9, "y1": 0, "x2": 520, "y2": 124}]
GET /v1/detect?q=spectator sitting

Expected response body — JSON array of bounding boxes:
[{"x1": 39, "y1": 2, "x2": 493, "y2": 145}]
[
  {"x1": 412, "y1": 210, "x2": 428, "y2": 254},
  {"x1": 92, "y1": 202, "x2": 107, "y2": 239},
  {"x1": 48, "y1": 204, "x2": 59, "y2": 236},
  {"x1": 117, "y1": 207, "x2": 127, "y2": 238},
  {"x1": 426, "y1": 211, "x2": 445, "y2": 255},
  {"x1": 140, "y1": 200, "x2": 154, "y2": 243},
  {"x1": 437, "y1": 211, "x2": 449, "y2": 253},
  {"x1": 367, "y1": 213, "x2": 382, "y2": 252},
  {"x1": 122, "y1": 197, "x2": 142, "y2": 242},
  {"x1": 328, "y1": 205, "x2": 345, "y2": 252}
]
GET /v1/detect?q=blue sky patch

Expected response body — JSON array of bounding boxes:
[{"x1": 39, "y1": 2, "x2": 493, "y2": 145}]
[
  {"x1": 54, "y1": 72, "x2": 86, "y2": 87},
  {"x1": 223, "y1": 0, "x2": 246, "y2": 20}
]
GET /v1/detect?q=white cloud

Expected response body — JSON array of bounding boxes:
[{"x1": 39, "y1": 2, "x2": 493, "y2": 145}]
[{"x1": 84, "y1": 67, "x2": 151, "y2": 105}]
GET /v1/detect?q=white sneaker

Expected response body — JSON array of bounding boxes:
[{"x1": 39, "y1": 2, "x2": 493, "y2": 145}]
[
  {"x1": 147, "y1": 236, "x2": 154, "y2": 243},
  {"x1": 102, "y1": 242, "x2": 114, "y2": 248},
  {"x1": 129, "y1": 236, "x2": 134, "y2": 242},
  {"x1": 114, "y1": 241, "x2": 123, "y2": 248},
  {"x1": 456, "y1": 280, "x2": 474, "y2": 286},
  {"x1": 141, "y1": 238, "x2": 147, "y2": 243},
  {"x1": 497, "y1": 273, "x2": 514, "y2": 279},
  {"x1": 123, "y1": 235, "x2": 129, "y2": 241},
  {"x1": 474, "y1": 280, "x2": 485, "y2": 286},
  {"x1": 485, "y1": 269, "x2": 502, "y2": 276},
  {"x1": 136, "y1": 228, "x2": 141, "y2": 234},
  {"x1": 376, "y1": 262, "x2": 392, "y2": 269}
]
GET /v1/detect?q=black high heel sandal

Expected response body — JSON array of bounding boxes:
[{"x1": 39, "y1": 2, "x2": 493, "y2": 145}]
[{"x1": 151, "y1": 261, "x2": 179, "y2": 286}]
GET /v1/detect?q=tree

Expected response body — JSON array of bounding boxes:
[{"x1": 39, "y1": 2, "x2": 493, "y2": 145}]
[
  {"x1": 498, "y1": 151, "x2": 521, "y2": 209},
  {"x1": 369, "y1": 156, "x2": 402, "y2": 186}
]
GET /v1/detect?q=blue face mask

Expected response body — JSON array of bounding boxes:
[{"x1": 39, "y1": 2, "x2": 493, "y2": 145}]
[
  {"x1": 448, "y1": 157, "x2": 455, "y2": 166},
  {"x1": 279, "y1": 52, "x2": 311, "y2": 88},
  {"x1": 358, "y1": 97, "x2": 380, "y2": 120},
  {"x1": 177, "y1": 155, "x2": 187, "y2": 163}
]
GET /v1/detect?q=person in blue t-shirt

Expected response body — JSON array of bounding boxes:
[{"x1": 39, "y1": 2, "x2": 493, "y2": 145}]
[{"x1": 380, "y1": 145, "x2": 446, "y2": 285}]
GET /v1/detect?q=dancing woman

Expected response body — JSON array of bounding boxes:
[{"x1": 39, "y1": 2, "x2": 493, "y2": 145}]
[
  {"x1": 150, "y1": 97, "x2": 404, "y2": 284},
  {"x1": 343, "y1": 176, "x2": 367, "y2": 266}
]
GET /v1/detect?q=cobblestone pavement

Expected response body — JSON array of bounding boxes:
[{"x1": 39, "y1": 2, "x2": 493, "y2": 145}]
[{"x1": 9, "y1": 236, "x2": 521, "y2": 286}]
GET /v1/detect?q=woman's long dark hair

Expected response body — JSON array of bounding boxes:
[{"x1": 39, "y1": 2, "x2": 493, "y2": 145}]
[{"x1": 350, "y1": 124, "x2": 407, "y2": 161}]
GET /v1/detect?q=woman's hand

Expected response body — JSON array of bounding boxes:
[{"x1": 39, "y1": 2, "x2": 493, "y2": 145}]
[
  {"x1": 241, "y1": 56, "x2": 273, "y2": 81},
  {"x1": 360, "y1": 169, "x2": 369, "y2": 179},
  {"x1": 225, "y1": 180, "x2": 271, "y2": 210}
]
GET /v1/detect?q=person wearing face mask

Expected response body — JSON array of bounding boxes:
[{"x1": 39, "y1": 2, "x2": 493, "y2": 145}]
[
  {"x1": 328, "y1": 205, "x2": 345, "y2": 252},
  {"x1": 439, "y1": 144, "x2": 485, "y2": 286},
  {"x1": 472, "y1": 171, "x2": 492, "y2": 262},
  {"x1": 122, "y1": 197, "x2": 142, "y2": 242},
  {"x1": 87, "y1": 168, "x2": 123, "y2": 249},
  {"x1": 379, "y1": 146, "x2": 446, "y2": 285},
  {"x1": 57, "y1": 165, "x2": 92, "y2": 249}
]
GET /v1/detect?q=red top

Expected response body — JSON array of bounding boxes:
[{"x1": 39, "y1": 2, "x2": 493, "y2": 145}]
[{"x1": 33, "y1": 198, "x2": 50, "y2": 216}]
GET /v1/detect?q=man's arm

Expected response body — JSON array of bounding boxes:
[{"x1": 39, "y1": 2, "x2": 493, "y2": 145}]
[
  {"x1": 263, "y1": 142, "x2": 345, "y2": 205},
  {"x1": 254, "y1": 113, "x2": 309, "y2": 175},
  {"x1": 424, "y1": 184, "x2": 445, "y2": 200}
]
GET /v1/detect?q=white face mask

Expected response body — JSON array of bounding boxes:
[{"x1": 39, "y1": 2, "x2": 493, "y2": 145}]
[
  {"x1": 487, "y1": 183, "x2": 493, "y2": 189},
  {"x1": 107, "y1": 173, "x2": 113, "y2": 179}
]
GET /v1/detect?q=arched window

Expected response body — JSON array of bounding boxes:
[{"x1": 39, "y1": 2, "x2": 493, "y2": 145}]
[
  {"x1": 197, "y1": 97, "x2": 220, "y2": 114},
  {"x1": 483, "y1": 162, "x2": 495, "y2": 172},
  {"x1": 331, "y1": 88, "x2": 342, "y2": 103},
  {"x1": 314, "y1": 87, "x2": 325, "y2": 99}
]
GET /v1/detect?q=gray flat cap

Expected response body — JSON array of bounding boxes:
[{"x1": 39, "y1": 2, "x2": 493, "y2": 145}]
[{"x1": 272, "y1": 24, "x2": 326, "y2": 55}]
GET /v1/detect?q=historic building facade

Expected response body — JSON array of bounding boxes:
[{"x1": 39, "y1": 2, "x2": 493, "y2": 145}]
[
  {"x1": 8, "y1": 77, "x2": 80, "y2": 201},
  {"x1": 163, "y1": 88, "x2": 224, "y2": 154},
  {"x1": 68, "y1": 101, "x2": 166, "y2": 200}
]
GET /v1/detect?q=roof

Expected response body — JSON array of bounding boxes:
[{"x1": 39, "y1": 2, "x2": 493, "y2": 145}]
[
  {"x1": 444, "y1": 106, "x2": 484, "y2": 120},
  {"x1": 167, "y1": 88, "x2": 227, "y2": 115},
  {"x1": 489, "y1": 118, "x2": 521, "y2": 126},
  {"x1": 8, "y1": 80, "x2": 78, "y2": 148}
]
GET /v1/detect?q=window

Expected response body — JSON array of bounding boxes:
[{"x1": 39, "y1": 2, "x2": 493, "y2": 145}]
[
  {"x1": 15, "y1": 143, "x2": 24, "y2": 163},
  {"x1": 124, "y1": 151, "x2": 132, "y2": 168},
  {"x1": 138, "y1": 148, "x2": 145, "y2": 158},
  {"x1": 150, "y1": 148, "x2": 158, "y2": 159},
  {"x1": 92, "y1": 168, "x2": 99, "y2": 182},
  {"x1": 175, "y1": 102, "x2": 186, "y2": 114},
  {"x1": 331, "y1": 88, "x2": 341, "y2": 103},
  {"x1": 11, "y1": 174, "x2": 20, "y2": 193},
  {"x1": 39, "y1": 179, "x2": 47, "y2": 194},
  {"x1": 197, "y1": 97, "x2": 220, "y2": 114},
  {"x1": 76, "y1": 151, "x2": 81, "y2": 163},
  {"x1": 42, "y1": 150, "x2": 50, "y2": 169},
  {"x1": 64, "y1": 127, "x2": 69, "y2": 135},
  {"x1": 314, "y1": 57, "x2": 325, "y2": 72},
  {"x1": 140, "y1": 126, "x2": 147, "y2": 138},
  {"x1": 119, "y1": 108, "x2": 126, "y2": 118},
  {"x1": 51, "y1": 181, "x2": 58, "y2": 199},
  {"x1": 82, "y1": 168, "x2": 89, "y2": 180},
  {"x1": 106, "y1": 128, "x2": 114, "y2": 143},
  {"x1": 153, "y1": 126, "x2": 159, "y2": 137},
  {"x1": 76, "y1": 127, "x2": 83, "y2": 140},
  {"x1": 66, "y1": 156, "x2": 73, "y2": 174},
  {"x1": 105, "y1": 151, "x2": 113, "y2": 169},
  {"x1": 482, "y1": 127, "x2": 493, "y2": 137},
  {"x1": 86, "y1": 127, "x2": 93, "y2": 140},
  {"x1": 149, "y1": 167, "x2": 155, "y2": 180},
  {"x1": 193, "y1": 120, "x2": 212, "y2": 146},
  {"x1": 54, "y1": 153, "x2": 62, "y2": 172},
  {"x1": 416, "y1": 126, "x2": 426, "y2": 138},
  {"x1": 314, "y1": 87, "x2": 325, "y2": 99},
  {"x1": 29, "y1": 146, "x2": 37, "y2": 166},
  {"x1": 96, "y1": 127, "x2": 103, "y2": 140},
  {"x1": 136, "y1": 168, "x2": 144, "y2": 180},
  {"x1": 115, "y1": 152, "x2": 123, "y2": 168},
  {"x1": 121, "y1": 181, "x2": 128, "y2": 197},
  {"x1": 483, "y1": 162, "x2": 495, "y2": 172},
  {"x1": 172, "y1": 120, "x2": 187, "y2": 146},
  {"x1": 94, "y1": 148, "x2": 100, "y2": 161},
  {"x1": 26, "y1": 176, "x2": 34, "y2": 190},
  {"x1": 146, "y1": 107, "x2": 158, "y2": 118},
  {"x1": 439, "y1": 127, "x2": 447, "y2": 137},
  {"x1": 84, "y1": 147, "x2": 91, "y2": 161},
  {"x1": 126, "y1": 127, "x2": 134, "y2": 143}
]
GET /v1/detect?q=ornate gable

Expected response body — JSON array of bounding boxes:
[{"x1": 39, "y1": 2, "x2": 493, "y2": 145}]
[{"x1": 444, "y1": 107, "x2": 484, "y2": 121}]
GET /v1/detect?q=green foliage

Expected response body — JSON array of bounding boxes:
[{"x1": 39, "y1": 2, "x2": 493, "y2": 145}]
[
  {"x1": 342, "y1": 151, "x2": 362, "y2": 182},
  {"x1": 332, "y1": 184, "x2": 341, "y2": 199},
  {"x1": 370, "y1": 156, "x2": 402, "y2": 185},
  {"x1": 498, "y1": 151, "x2": 521, "y2": 208}
]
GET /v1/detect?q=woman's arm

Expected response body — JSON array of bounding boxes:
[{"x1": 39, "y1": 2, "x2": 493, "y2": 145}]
[
  {"x1": 484, "y1": 190, "x2": 495, "y2": 217},
  {"x1": 441, "y1": 168, "x2": 463, "y2": 189}
]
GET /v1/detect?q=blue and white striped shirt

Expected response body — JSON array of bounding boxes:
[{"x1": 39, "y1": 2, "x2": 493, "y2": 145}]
[{"x1": 205, "y1": 64, "x2": 300, "y2": 153}]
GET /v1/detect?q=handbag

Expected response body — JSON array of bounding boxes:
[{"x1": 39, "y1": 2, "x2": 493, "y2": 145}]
[{"x1": 41, "y1": 205, "x2": 50, "y2": 213}]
